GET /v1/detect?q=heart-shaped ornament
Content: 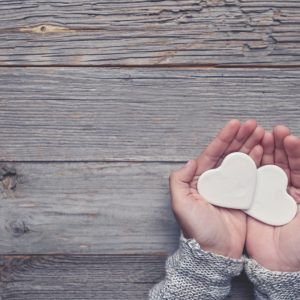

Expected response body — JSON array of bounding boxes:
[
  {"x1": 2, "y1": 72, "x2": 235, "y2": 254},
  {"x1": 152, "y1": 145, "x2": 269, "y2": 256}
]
[
  {"x1": 197, "y1": 152, "x2": 257, "y2": 209},
  {"x1": 197, "y1": 152, "x2": 298, "y2": 226},
  {"x1": 244, "y1": 165, "x2": 297, "y2": 226}
]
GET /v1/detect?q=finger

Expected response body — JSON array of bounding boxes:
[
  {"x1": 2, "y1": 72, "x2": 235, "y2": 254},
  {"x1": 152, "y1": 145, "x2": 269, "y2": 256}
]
[
  {"x1": 284, "y1": 135, "x2": 300, "y2": 189},
  {"x1": 288, "y1": 187, "x2": 300, "y2": 204},
  {"x1": 239, "y1": 126, "x2": 264, "y2": 154},
  {"x1": 261, "y1": 131, "x2": 275, "y2": 165},
  {"x1": 273, "y1": 125, "x2": 290, "y2": 177},
  {"x1": 169, "y1": 160, "x2": 197, "y2": 206},
  {"x1": 249, "y1": 144, "x2": 263, "y2": 167},
  {"x1": 196, "y1": 119, "x2": 240, "y2": 175},
  {"x1": 224, "y1": 119, "x2": 257, "y2": 155}
]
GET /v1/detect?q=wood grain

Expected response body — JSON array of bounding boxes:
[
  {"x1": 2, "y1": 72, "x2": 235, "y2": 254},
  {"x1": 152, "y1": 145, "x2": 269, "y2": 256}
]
[
  {"x1": 0, "y1": 0, "x2": 299, "y2": 66},
  {"x1": 0, "y1": 1, "x2": 296, "y2": 299},
  {"x1": 1, "y1": 67, "x2": 300, "y2": 162},
  {"x1": 0, "y1": 255, "x2": 165, "y2": 300},
  {"x1": 0, "y1": 254, "x2": 253, "y2": 299},
  {"x1": 0, "y1": 162, "x2": 179, "y2": 254}
]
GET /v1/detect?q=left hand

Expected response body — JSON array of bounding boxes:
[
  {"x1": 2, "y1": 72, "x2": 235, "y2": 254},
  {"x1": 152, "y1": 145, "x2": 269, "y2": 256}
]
[{"x1": 170, "y1": 119, "x2": 264, "y2": 259}]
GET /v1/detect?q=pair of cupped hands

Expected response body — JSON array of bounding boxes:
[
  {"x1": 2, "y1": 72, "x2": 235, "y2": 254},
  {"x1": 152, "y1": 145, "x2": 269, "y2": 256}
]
[{"x1": 170, "y1": 119, "x2": 300, "y2": 272}]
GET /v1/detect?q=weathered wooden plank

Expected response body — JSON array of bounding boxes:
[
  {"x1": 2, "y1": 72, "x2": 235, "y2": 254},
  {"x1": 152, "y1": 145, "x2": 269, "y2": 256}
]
[
  {"x1": 1, "y1": 67, "x2": 300, "y2": 161},
  {"x1": 0, "y1": 255, "x2": 253, "y2": 299},
  {"x1": 0, "y1": 0, "x2": 300, "y2": 65},
  {"x1": 0, "y1": 162, "x2": 179, "y2": 254},
  {"x1": 0, "y1": 255, "x2": 165, "y2": 300}
]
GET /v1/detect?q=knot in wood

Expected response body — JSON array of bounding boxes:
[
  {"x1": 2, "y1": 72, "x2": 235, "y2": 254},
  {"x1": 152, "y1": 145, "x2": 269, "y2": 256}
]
[
  {"x1": 0, "y1": 166, "x2": 18, "y2": 192},
  {"x1": 6, "y1": 220, "x2": 30, "y2": 238}
]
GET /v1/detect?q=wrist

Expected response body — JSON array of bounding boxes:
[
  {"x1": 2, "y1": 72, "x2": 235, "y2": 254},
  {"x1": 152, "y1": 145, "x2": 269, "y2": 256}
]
[
  {"x1": 201, "y1": 244, "x2": 243, "y2": 260},
  {"x1": 253, "y1": 257, "x2": 300, "y2": 272},
  {"x1": 183, "y1": 230, "x2": 244, "y2": 259},
  {"x1": 181, "y1": 234, "x2": 244, "y2": 259}
]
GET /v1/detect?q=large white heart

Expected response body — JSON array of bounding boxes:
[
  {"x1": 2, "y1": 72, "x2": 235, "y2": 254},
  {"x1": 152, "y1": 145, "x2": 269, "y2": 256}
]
[
  {"x1": 197, "y1": 152, "x2": 298, "y2": 226},
  {"x1": 244, "y1": 165, "x2": 297, "y2": 226},
  {"x1": 197, "y1": 152, "x2": 257, "y2": 209}
]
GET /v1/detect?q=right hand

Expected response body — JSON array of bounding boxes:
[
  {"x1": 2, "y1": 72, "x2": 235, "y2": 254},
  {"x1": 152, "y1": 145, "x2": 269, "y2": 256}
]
[
  {"x1": 246, "y1": 126, "x2": 300, "y2": 271},
  {"x1": 169, "y1": 119, "x2": 264, "y2": 259}
]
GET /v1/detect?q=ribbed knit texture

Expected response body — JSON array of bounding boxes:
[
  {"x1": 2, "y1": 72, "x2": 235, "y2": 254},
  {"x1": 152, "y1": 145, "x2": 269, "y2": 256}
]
[
  {"x1": 149, "y1": 236, "x2": 300, "y2": 299},
  {"x1": 148, "y1": 236, "x2": 244, "y2": 300},
  {"x1": 245, "y1": 258, "x2": 300, "y2": 300}
]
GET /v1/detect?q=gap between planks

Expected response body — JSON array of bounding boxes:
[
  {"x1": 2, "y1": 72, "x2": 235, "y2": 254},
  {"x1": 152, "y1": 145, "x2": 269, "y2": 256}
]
[{"x1": 1, "y1": 64, "x2": 300, "y2": 68}]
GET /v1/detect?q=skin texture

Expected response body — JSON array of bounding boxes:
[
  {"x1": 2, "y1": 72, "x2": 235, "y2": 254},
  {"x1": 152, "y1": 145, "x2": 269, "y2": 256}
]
[
  {"x1": 246, "y1": 126, "x2": 300, "y2": 272},
  {"x1": 169, "y1": 119, "x2": 264, "y2": 259}
]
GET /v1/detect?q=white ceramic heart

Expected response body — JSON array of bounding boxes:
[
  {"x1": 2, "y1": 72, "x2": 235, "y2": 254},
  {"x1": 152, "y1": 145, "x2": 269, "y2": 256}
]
[
  {"x1": 197, "y1": 152, "x2": 298, "y2": 226},
  {"x1": 197, "y1": 152, "x2": 257, "y2": 209},
  {"x1": 244, "y1": 165, "x2": 297, "y2": 226}
]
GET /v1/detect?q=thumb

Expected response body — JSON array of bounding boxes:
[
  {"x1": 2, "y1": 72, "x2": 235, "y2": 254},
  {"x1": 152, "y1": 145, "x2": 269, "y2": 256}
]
[{"x1": 169, "y1": 160, "x2": 197, "y2": 204}]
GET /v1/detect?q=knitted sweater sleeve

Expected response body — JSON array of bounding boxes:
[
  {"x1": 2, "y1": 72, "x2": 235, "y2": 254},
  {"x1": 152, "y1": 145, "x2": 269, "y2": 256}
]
[
  {"x1": 148, "y1": 236, "x2": 244, "y2": 300},
  {"x1": 244, "y1": 258, "x2": 300, "y2": 300}
]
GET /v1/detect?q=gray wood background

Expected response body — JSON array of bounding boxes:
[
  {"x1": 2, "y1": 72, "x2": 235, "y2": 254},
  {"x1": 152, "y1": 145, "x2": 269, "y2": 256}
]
[{"x1": 0, "y1": 1, "x2": 299, "y2": 299}]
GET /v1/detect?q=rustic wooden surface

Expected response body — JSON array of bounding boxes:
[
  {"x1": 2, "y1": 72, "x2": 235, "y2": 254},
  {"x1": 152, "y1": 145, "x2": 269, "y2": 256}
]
[
  {"x1": 1, "y1": 68, "x2": 300, "y2": 161},
  {"x1": 0, "y1": 162, "x2": 179, "y2": 254},
  {"x1": 0, "y1": 0, "x2": 300, "y2": 66},
  {"x1": 0, "y1": 255, "x2": 253, "y2": 300},
  {"x1": 1, "y1": 1, "x2": 299, "y2": 299}
]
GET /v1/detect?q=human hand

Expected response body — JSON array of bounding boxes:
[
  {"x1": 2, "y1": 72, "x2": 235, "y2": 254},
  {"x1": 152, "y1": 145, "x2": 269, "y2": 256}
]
[
  {"x1": 246, "y1": 126, "x2": 300, "y2": 272},
  {"x1": 169, "y1": 119, "x2": 264, "y2": 259}
]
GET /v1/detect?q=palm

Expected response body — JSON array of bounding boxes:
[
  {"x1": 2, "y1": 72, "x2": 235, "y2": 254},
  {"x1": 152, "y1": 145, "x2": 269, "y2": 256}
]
[
  {"x1": 183, "y1": 190, "x2": 247, "y2": 259},
  {"x1": 246, "y1": 126, "x2": 300, "y2": 271},
  {"x1": 172, "y1": 120, "x2": 264, "y2": 259}
]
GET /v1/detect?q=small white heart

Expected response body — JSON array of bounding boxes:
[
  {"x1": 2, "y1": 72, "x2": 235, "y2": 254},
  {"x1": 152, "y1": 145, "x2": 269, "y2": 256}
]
[
  {"x1": 244, "y1": 165, "x2": 297, "y2": 226},
  {"x1": 197, "y1": 152, "x2": 257, "y2": 209}
]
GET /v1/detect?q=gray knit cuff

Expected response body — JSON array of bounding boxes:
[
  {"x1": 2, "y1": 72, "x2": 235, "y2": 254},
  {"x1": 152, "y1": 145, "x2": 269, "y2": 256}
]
[
  {"x1": 245, "y1": 258, "x2": 300, "y2": 300},
  {"x1": 180, "y1": 235, "x2": 244, "y2": 278},
  {"x1": 149, "y1": 236, "x2": 244, "y2": 299}
]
